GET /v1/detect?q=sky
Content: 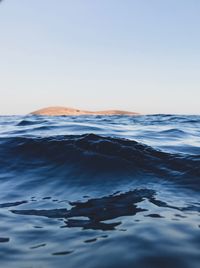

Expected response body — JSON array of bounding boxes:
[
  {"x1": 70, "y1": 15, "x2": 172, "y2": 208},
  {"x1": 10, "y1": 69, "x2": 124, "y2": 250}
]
[{"x1": 0, "y1": 0, "x2": 200, "y2": 115}]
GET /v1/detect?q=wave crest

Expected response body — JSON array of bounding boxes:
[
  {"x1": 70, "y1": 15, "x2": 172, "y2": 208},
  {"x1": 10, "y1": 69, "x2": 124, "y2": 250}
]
[{"x1": 0, "y1": 134, "x2": 199, "y2": 178}]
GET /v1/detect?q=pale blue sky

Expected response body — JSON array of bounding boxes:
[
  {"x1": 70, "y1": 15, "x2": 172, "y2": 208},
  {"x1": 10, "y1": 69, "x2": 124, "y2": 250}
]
[{"x1": 0, "y1": 0, "x2": 200, "y2": 114}]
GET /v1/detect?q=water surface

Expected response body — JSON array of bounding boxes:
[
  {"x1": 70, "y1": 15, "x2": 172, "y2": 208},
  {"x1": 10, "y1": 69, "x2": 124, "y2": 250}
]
[{"x1": 0, "y1": 114, "x2": 199, "y2": 268}]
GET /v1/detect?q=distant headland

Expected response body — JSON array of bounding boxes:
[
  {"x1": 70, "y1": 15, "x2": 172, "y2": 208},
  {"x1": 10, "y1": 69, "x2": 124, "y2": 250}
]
[{"x1": 31, "y1": 106, "x2": 139, "y2": 116}]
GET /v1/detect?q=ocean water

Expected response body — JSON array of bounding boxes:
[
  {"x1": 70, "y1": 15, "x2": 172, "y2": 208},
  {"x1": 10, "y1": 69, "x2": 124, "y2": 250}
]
[{"x1": 0, "y1": 114, "x2": 199, "y2": 268}]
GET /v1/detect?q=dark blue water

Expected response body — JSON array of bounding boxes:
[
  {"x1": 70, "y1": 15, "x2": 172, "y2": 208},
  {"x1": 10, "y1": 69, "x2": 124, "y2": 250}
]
[{"x1": 0, "y1": 114, "x2": 199, "y2": 268}]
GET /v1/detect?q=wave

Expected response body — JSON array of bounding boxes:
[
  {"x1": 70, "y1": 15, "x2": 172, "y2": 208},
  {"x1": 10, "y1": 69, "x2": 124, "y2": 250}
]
[
  {"x1": 158, "y1": 128, "x2": 187, "y2": 135},
  {"x1": 1, "y1": 134, "x2": 199, "y2": 186},
  {"x1": 17, "y1": 118, "x2": 49, "y2": 126}
]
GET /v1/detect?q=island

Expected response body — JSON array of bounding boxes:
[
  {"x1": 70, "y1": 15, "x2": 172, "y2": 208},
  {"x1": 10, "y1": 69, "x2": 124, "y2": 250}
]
[{"x1": 30, "y1": 106, "x2": 139, "y2": 116}]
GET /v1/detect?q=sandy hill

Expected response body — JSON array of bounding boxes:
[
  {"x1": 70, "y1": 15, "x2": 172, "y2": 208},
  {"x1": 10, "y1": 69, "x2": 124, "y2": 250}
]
[{"x1": 31, "y1": 106, "x2": 139, "y2": 116}]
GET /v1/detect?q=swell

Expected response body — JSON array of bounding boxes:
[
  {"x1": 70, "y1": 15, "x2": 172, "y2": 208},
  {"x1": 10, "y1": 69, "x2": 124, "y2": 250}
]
[
  {"x1": 1, "y1": 134, "x2": 200, "y2": 183},
  {"x1": 158, "y1": 128, "x2": 187, "y2": 136}
]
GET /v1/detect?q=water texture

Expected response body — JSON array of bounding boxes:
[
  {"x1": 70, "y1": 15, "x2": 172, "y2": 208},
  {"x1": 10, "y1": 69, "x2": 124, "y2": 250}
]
[{"x1": 0, "y1": 114, "x2": 199, "y2": 268}]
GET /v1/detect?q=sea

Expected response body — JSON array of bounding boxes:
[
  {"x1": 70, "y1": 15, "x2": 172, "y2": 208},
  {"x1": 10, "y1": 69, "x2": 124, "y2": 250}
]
[{"x1": 0, "y1": 114, "x2": 199, "y2": 268}]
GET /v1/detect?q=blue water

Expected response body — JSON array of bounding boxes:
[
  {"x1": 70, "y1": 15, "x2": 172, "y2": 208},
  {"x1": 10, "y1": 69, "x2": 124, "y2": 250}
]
[{"x1": 0, "y1": 114, "x2": 199, "y2": 268}]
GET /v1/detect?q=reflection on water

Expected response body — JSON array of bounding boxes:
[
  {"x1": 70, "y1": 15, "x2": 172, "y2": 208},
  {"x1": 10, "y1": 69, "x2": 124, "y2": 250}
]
[
  {"x1": 11, "y1": 189, "x2": 186, "y2": 231},
  {"x1": 0, "y1": 187, "x2": 198, "y2": 268},
  {"x1": 0, "y1": 190, "x2": 200, "y2": 268}
]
